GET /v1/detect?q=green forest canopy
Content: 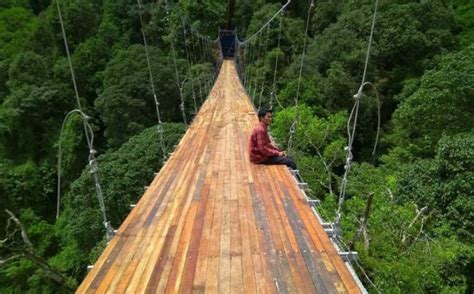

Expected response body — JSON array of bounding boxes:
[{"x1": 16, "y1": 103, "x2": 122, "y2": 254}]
[{"x1": 0, "y1": 0, "x2": 472, "y2": 292}]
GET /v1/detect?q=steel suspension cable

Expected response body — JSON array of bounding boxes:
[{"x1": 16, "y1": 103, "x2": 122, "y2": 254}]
[
  {"x1": 55, "y1": 0, "x2": 114, "y2": 240},
  {"x1": 57, "y1": 109, "x2": 81, "y2": 219},
  {"x1": 338, "y1": 237, "x2": 382, "y2": 293},
  {"x1": 240, "y1": 0, "x2": 291, "y2": 45},
  {"x1": 236, "y1": 38, "x2": 244, "y2": 80},
  {"x1": 258, "y1": 25, "x2": 271, "y2": 109},
  {"x1": 252, "y1": 34, "x2": 263, "y2": 101},
  {"x1": 187, "y1": 29, "x2": 204, "y2": 104},
  {"x1": 190, "y1": 30, "x2": 211, "y2": 104},
  {"x1": 335, "y1": 0, "x2": 380, "y2": 230},
  {"x1": 242, "y1": 41, "x2": 248, "y2": 87},
  {"x1": 164, "y1": 1, "x2": 187, "y2": 125},
  {"x1": 172, "y1": 40, "x2": 188, "y2": 125},
  {"x1": 245, "y1": 40, "x2": 255, "y2": 92},
  {"x1": 237, "y1": 1, "x2": 291, "y2": 94},
  {"x1": 287, "y1": 0, "x2": 315, "y2": 154},
  {"x1": 270, "y1": 13, "x2": 283, "y2": 110},
  {"x1": 181, "y1": 21, "x2": 198, "y2": 113},
  {"x1": 137, "y1": 0, "x2": 167, "y2": 162}
]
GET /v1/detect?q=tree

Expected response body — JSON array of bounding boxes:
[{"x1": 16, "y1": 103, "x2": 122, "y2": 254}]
[
  {"x1": 47, "y1": 0, "x2": 103, "y2": 51},
  {"x1": 452, "y1": 0, "x2": 474, "y2": 48},
  {"x1": 7, "y1": 51, "x2": 49, "y2": 90},
  {"x1": 54, "y1": 123, "x2": 184, "y2": 281},
  {"x1": 0, "y1": 83, "x2": 74, "y2": 160},
  {"x1": 388, "y1": 45, "x2": 474, "y2": 158},
  {"x1": 0, "y1": 7, "x2": 38, "y2": 61},
  {"x1": 0, "y1": 209, "x2": 75, "y2": 292},
  {"x1": 0, "y1": 7, "x2": 43, "y2": 103},
  {"x1": 95, "y1": 44, "x2": 184, "y2": 149},
  {"x1": 272, "y1": 104, "x2": 347, "y2": 198},
  {"x1": 71, "y1": 37, "x2": 112, "y2": 102},
  {"x1": 396, "y1": 132, "x2": 474, "y2": 243}
]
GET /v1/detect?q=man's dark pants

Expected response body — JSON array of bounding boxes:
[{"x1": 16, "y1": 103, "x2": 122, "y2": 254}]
[{"x1": 261, "y1": 156, "x2": 297, "y2": 170}]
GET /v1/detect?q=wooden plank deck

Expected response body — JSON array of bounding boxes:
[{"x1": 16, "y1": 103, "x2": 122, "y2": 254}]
[{"x1": 76, "y1": 60, "x2": 362, "y2": 293}]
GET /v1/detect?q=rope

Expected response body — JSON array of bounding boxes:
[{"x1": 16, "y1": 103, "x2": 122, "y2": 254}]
[
  {"x1": 57, "y1": 109, "x2": 82, "y2": 219},
  {"x1": 335, "y1": 0, "x2": 380, "y2": 228},
  {"x1": 197, "y1": 76, "x2": 203, "y2": 105},
  {"x1": 182, "y1": 18, "x2": 218, "y2": 43},
  {"x1": 287, "y1": 0, "x2": 315, "y2": 153},
  {"x1": 258, "y1": 25, "x2": 271, "y2": 109},
  {"x1": 239, "y1": 0, "x2": 292, "y2": 99},
  {"x1": 273, "y1": 93, "x2": 285, "y2": 109},
  {"x1": 181, "y1": 21, "x2": 198, "y2": 113},
  {"x1": 188, "y1": 25, "x2": 199, "y2": 66},
  {"x1": 55, "y1": 0, "x2": 114, "y2": 240},
  {"x1": 252, "y1": 35, "x2": 263, "y2": 102},
  {"x1": 245, "y1": 40, "x2": 255, "y2": 91},
  {"x1": 337, "y1": 237, "x2": 382, "y2": 293},
  {"x1": 165, "y1": 2, "x2": 187, "y2": 125},
  {"x1": 240, "y1": 0, "x2": 291, "y2": 45},
  {"x1": 235, "y1": 31, "x2": 244, "y2": 80},
  {"x1": 242, "y1": 41, "x2": 249, "y2": 87},
  {"x1": 137, "y1": 0, "x2": 167, "y2": 162},
  {"x1": 361, "y1": 0, "x2": 378, "y2": 88},
  {"x1": 246, "y1": 38, "x2": 256, "y2": 101},
  {"x1": 270, "y1": 13, "x2": 283, "y2": 110},
  {"x1": 198, "y1": 37, "x2": 212, "y2": 94},
  {"x1": 258, "y1": 85, "x2": 265, "y2": 110},
  {"x1": 188, "y1": 30, "x2": 214, "y2": 104}
]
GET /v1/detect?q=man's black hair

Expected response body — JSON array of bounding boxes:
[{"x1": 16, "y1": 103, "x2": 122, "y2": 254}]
[{"x1": 257, "y1": 108, "x2": 272, "y2": 120}]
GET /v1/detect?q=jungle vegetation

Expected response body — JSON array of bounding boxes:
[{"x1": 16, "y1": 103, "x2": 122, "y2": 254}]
[{"x1": 0, "y1": 0, "x2": 472, "y2": 292}]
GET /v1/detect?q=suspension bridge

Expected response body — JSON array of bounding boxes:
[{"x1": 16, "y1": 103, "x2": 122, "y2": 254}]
[
  {"x1": 76, "y1": 59, "x2": 364, "y2": 293},
  {"x1": 49, "y1": 0, "x2": 384, "y2": 292}
]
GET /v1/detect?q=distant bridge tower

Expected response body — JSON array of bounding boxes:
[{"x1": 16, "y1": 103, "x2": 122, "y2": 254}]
[{"x1": 219, "y1": 29, "x2": 236, "y2": 58}]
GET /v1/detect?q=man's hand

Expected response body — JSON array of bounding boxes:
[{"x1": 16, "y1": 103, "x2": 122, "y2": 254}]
[{"x1": 279, "y1": 150, "x2": 287, "y2": 157}]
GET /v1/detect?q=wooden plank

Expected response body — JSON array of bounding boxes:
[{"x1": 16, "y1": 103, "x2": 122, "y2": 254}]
[
  {"x1": 218, "y1": 122, "x2": 232, "y2": 293},
  {"x1": 278, "y1": 168, "x2": 359, "y2": 292},
  {"x1": 129, "y1": 140, "x2": 205, "y2": 292},
  {"x1": 262, "y1": 166, "x2": 315, "y2": 293},
  {"x1": 256, "y1": 169, "x2": 294, "y2": 293},
  {"x1": 249, "y1": 182, "x2": 282, "y2": 293},
  {"x1": 178, "y1": 183, "x2": 210, "y2": 293},
  {"x1": 191, "y1": 136, "x2": 220, "y2": 292},
  {"x1": 76, "y1": 151, "x2": 183, "y2": 292},
  {"x1": 150, "y1": 134, "x2": 211, "y2": 293},
  {"x1": 203, "y1": 171, "x2": 224, "y2": 292},
  {"x1": 228, "y1": 121, "x2": 243, "y2": 294},
  {"x1": 236, "y1": 160, "x2": 257, "y2": 293},
  {"x1": 77, "y1": 60, "x2": 362, "y2": 294}
]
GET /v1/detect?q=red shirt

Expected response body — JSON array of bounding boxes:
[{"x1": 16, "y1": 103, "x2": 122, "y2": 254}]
[{"x1": 249, "y1": 122, "x2": 281, "y2": 163}]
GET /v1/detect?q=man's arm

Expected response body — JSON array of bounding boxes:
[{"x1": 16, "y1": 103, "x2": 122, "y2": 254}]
[
  {"x1": 269, "y1": 143, "x2": 281, "y2": 152},
  {"x1": 256, "y1": 130, "x2": 281, "y2": 157},
  {"x1": 266, "y1": 132, "x2": 285, "y2": 154}
]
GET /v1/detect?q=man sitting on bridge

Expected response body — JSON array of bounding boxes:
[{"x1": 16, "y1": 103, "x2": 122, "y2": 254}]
[{"x1": 249, "y1": 108, "x2": 297, "y2": 170}]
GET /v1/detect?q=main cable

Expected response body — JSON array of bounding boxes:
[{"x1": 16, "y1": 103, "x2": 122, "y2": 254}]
[
  {"x1": 240, "y1": 0, "x2": 291, "y2": 45},
  {"x1": 287, "y1": 0, "x2": 315, "y2": 154},
  {"x1": 335, "y1": 0, "x2": 380, "y2": 236},
  {"x1": 270, "y1": 13, "x2": 283, "y2": 110},
  {"x1": 137, "y1": 0, "x2": 167, "y2": 162},
  {"x1": 55, "y1": 0, "x2": 114, "y2": 240}
]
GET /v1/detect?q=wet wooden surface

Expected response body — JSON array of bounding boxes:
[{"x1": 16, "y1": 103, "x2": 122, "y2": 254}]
[{"x1": 76, "y1": 60, "x2": 361, "y2": 293}]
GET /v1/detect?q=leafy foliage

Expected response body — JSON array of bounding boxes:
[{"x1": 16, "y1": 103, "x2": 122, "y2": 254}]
[
  {"x1": 56, "y1": 123, "x2": 184, "y2": 280},
  {"x1": 1, "y1": 124, "x2": 185, "y2": 290},
  {"x1": 95, "y1": 44, "x2": 184, "y2": 148},
  {"x1": 0, "y1": 0, "x2": 473, "y2": 292},
  {"x1": 388, "y1": 46, "x2": 474, "y2": 157}
]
